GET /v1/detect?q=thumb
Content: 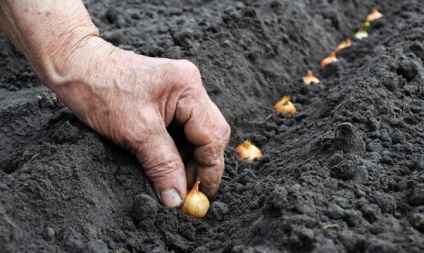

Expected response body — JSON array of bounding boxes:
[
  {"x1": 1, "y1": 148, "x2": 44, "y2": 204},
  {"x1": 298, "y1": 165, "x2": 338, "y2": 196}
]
[{"x1": 135, "y1": 129, "x2": 187, "y2": 208}]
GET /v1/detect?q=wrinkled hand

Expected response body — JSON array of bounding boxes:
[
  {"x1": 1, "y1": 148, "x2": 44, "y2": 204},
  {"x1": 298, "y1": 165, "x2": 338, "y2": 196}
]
[
  {"x1": 0, "y1": 0, "x2": 230, "y2": 208},
  {"x1": 54, "y1": 37, "x2": 231, "y2": 208}
]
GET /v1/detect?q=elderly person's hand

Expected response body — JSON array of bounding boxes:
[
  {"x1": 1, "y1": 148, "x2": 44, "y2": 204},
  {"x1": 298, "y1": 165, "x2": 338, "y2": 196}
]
[{"x1": 0, "y1": 0, "x2": 230, "y2": 208}]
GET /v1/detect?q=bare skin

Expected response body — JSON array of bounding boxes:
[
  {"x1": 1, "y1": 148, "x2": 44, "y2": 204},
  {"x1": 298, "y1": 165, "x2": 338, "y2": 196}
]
[{"x1": 0, "y1": 0, "x2": 230, "y2": 208}]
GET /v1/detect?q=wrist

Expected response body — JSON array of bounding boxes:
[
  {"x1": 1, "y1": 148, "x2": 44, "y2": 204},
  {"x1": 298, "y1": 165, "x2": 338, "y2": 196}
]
[
  {"x1": 45, "y1": 36, "x2": 120, "y2": 115},
  {"x1": 28, "y1": 25, "x2": 101, "y2": 89},
  {"x1": 0, "y1": 0, "x2": 100, "y2": 88}
]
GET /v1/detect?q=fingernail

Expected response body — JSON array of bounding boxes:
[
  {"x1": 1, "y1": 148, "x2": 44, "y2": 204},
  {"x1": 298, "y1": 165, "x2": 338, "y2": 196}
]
[{"x1": 160, "y1": 189, "x2": 183, "y2": 208}]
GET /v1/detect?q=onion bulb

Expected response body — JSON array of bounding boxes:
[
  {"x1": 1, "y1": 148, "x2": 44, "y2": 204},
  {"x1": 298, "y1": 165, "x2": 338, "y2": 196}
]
[
  {"x1": 335, "y1": 39, "x2": 352, "y2": 52},
  {"x1": 303, "y1": 71, "x2": 320, "y2": 85},
  {"x1": 320, "y1": 51, "x2": 338, "y2": 67},
  {"x1": 355, "y1": 28, "x2": 368, "y2": 40},
  {"x1": 274, "y1": 96, "x2": 296, "y2": 114},
  {"x1": 366, "y1": 8, "x2": 383, "y2": 21},
  {"x1": 180, "y1": 178, "x2": 210, "y2": 218},
  {"x1": 236, "y1": 141, "x2": 262, "y2": 162}
]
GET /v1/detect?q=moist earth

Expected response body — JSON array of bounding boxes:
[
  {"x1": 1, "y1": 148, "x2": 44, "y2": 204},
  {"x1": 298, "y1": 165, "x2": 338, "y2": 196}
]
[{"x1": 1, "y1": 0, "x2": 424, "y2": 252}]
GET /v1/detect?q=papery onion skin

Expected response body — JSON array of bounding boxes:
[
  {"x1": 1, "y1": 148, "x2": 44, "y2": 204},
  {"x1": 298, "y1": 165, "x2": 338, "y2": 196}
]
[
  {"x1": 274, "y1": 96, "x2": 296, "y2": 114},
  {"x1": 303, "y1": 71, "x2": 320, "y2": 85},
  {"x1": 355, "y1": 29, "x2": 368, "y2": 40},
  {"x1": 366, "y1": 8, "x2": 383, "y2": 21},
  {"x1": 236, "y1": 141, "x2": 262, "y2": 161},
  {"x1": 320, "y1": 51, "x2": 338, "y2": 67},
  {"x1": 335, "y1": 39, "x2": 352, "y2": 52},
  {"x1": 180, "y1": 178, "x2": 210, "y2": 218}
]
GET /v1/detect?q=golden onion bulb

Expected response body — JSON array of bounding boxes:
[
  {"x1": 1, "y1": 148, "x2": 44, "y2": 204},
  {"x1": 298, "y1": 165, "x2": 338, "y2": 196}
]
[
  {"x1": 274, "y1": 96, "x2": 296, "y2": 114},
  {"x1": 236, "y1": 141, "x2": 263, "y2": 162},
  {"x1": 303, "y1": 71, "x2": 320, "y2": 85},
  {"x1": 180, "y1": 178, "x2": 210, "y2": 218},
  {"x1": 320, "y1": 51, "x2": 338, "y2": 67},
  {"x1": 335, "y1": 39, "x2": 352, "y2": 52},
  {"x1": 366, "y1": 8, "x2": 383, "y2": 21},
  {"x1": 355, "y1": 28, "x2": 369, "y2": 40}
]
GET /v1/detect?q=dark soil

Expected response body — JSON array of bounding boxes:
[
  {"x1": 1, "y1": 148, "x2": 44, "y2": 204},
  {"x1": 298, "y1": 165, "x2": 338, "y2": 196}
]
[{"x1": 1, "y1": 0, "x2": 424, "y2": 252}]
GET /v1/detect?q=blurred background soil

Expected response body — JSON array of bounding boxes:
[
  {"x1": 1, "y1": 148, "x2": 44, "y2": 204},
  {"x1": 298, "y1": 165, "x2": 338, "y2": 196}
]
[{"x1": 1, "y1": 0, "x2": 424, "y2": 252}]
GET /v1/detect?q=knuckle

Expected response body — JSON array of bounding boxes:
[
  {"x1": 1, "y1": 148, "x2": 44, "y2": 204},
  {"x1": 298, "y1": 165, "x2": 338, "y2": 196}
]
[
  {"x1": 202, "y1": 176, "x2": 219, "y2": 190},
  {"x1": 214, "y1": 119, "x2": 231, "y2": 147},
  {"x1": 175, "y1": 60, "x2": 202, "y2": 85},
  {"x1": 177, "y1": 60, "x2": 200, "y2": 74},
  {"x1": 222, "y1": 122, "x2": 231, "y2": 143},
  {"x1": 143, "y1": 159, "x2": 182, "y2": 180},
  {"x1": 195, "y1": 143, "x2": 222, "y2": 167}
]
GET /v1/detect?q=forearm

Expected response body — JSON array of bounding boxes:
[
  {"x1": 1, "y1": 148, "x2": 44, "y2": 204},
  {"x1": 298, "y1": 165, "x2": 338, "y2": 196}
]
[{"x1": 0, "y1": 0, "x2": 99, "y2": 88}]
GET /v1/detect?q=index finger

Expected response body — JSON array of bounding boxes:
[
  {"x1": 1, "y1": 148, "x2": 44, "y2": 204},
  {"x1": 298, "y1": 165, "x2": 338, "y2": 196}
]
[{"x1": 175, "y1": 93, "x2": 230, "y2": 198}]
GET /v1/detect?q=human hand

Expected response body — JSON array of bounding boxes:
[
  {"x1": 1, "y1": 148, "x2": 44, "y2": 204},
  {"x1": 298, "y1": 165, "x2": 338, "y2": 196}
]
[
  {"x1": 0, "y1": 0, "x2": 230, "y2": 208},
  {"x1": 55, "y1": 37, "x2": 231, "y2": 208}
]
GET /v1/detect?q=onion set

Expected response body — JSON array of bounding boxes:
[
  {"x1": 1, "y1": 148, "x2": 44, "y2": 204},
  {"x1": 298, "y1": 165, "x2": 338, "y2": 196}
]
[
  {"x1": 274, "y1": 96, "x2": 296, "y2": 114},
  {"x1": 366, "y1": 8, "x2": 383, "y2": 21},
  {"x1": 320, "y1": 51, "x2": 338, "y2": 67},
  {"x1": 355, "y1": 21, "x2": 370, "y2": 40},
  {"x1": 236, "y1": 141, "x2": 262, "y2": 162},
  {"x1": 180, "y1": 178, "x2": 210, "y2": 218},
  {"x1": 355, "y1": 28, "x2": 369, "y2": 40},
  {"x1": 335, "y1": 39, "x2": 352, "y2": 52},
  {"x1": 303, "y1": 71, "x2": 320, "y2": 85}
]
